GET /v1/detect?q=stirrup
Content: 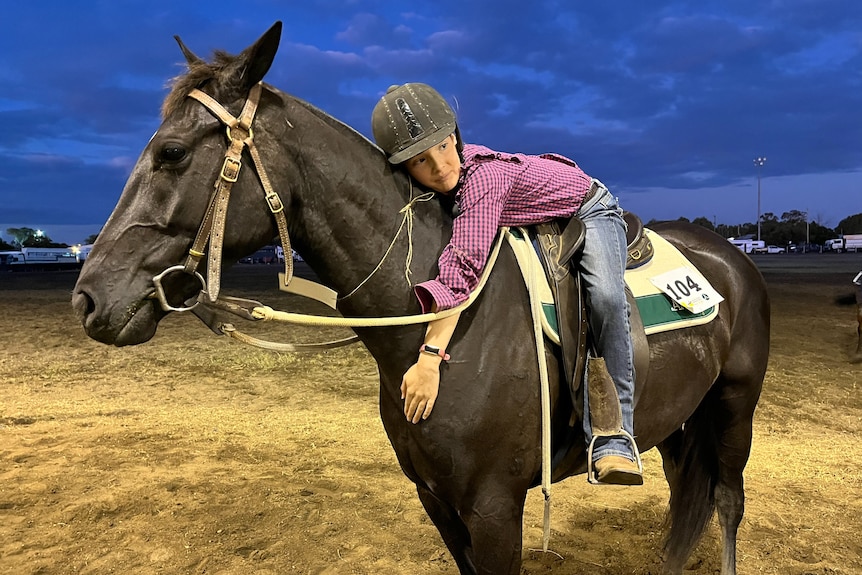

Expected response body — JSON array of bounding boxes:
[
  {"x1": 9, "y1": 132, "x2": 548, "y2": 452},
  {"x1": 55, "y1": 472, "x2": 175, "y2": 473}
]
[{"x1": 586, "y1": 429, "x2": 644, "y2": 485}]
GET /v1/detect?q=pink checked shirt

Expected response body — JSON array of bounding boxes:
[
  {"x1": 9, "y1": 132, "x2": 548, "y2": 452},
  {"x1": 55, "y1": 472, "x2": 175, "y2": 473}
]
[{"x1": 414, "y1": 143, "x2": 594, "y2": 312}]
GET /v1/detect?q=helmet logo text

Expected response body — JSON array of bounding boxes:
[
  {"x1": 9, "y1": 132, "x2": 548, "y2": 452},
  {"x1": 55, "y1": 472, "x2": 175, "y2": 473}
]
[{"x1": 396, "y1": 98, "x2": 424, "y2": 139}]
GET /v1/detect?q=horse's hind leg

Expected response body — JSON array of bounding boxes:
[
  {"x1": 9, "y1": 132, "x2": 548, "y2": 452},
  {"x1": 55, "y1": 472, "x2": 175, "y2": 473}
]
[
  {"x1": 711, "y1": 373, "x2": 762, "y2": 575},
  {"x1": 658, "y1": 373, "x2": 761, "y2": 575}
]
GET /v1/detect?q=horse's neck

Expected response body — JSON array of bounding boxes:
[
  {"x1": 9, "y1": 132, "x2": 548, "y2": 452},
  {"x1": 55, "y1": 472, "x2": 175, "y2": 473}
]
[{"x1": 270, "y1": 96, "x2": 447, "y2": 316}]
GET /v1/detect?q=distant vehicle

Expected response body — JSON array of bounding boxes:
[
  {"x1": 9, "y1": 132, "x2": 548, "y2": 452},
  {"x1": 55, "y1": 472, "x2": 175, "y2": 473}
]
[
  {"x1": 793, "y1": 242, "x2": 823, "y2": 253},
  {"x1": 728, "y1": 238, "x2": 765, "y2": 254},
  {"x1": 825, "y1": 238, "x2": 843, "y2": 251},
  {"x1": 72, "y1": 244, "x2": 94, "y2": 263},
  {"x1": 765, "y1": 245, "x2": 786, "y2": 254},
  {"x1": 826, "y1": 234, "x2": 862, "y2": 253},
  {"x1": 0, "y1": 247, "x2": 80, "y2": 270},
  {"x1": 239, "y1": 245, "x2": 278, "y2": 264},
  {"x1": 21, "y1": 247, "x2": 77, "y2": 262},
  {"x1": 0, "y1": 250, "x2": 25, "y2": 268}
]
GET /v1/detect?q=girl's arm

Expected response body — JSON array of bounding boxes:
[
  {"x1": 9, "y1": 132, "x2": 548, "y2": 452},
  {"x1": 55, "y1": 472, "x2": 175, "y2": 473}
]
[{"x1": 401, "y1": 309, "x2": 462, "y2": 423}]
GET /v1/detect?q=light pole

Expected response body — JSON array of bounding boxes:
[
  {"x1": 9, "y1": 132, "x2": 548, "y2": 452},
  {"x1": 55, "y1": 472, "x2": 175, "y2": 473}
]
[{"x1": 753, "y1": 157, "x2": 766, "y2": 241}]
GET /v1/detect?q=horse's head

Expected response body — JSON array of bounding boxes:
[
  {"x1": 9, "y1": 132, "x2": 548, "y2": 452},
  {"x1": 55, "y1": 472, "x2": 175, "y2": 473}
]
[{"x1": 73, "y1": 22, "x2": 287, "y2": 346}]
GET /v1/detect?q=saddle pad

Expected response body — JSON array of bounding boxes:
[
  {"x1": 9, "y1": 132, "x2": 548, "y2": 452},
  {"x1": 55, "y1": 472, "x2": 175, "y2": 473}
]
[
  {"x1": 625, "y1": 229, "x2": 719, "y2": 335},
  {"x1": 506, "y1": 228, "x2": 720, "y2": 341},
  {"x1": 506, "y1": 229, "x2": 560, "y2": 345}
]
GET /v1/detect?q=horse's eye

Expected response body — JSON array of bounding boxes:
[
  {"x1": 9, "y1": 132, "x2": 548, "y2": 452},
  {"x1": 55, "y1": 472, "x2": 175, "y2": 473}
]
[{"x1": 160, "y1": 144, "x2": 187, "y2": 163}]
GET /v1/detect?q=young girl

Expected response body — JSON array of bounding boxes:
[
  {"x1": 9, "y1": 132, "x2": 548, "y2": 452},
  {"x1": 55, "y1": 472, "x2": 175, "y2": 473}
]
[{"x1": 371, "y1": 83, "x2": 642, "y2": 485}]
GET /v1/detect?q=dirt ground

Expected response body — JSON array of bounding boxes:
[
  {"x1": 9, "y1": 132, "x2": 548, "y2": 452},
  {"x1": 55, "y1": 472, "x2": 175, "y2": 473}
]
[{"x1": 1, "y1": 253, "x2": 861, "y2": 574}]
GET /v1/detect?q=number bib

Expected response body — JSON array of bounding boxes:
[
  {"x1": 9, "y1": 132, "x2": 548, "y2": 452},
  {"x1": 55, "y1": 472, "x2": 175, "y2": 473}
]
[{"x1": 649, "y1": 267, "x2": 724, "y2": 314}]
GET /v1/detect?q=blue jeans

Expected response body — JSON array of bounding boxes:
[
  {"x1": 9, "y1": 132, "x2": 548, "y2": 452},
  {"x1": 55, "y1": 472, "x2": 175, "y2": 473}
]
[{"x1": 577, "y1": 183, "x2": 637, "y2": 462}]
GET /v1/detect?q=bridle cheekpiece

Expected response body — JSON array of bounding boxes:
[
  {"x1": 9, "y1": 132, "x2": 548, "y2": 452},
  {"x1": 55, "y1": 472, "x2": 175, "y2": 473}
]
[{"x1": 151, "y1": 82, "x2": 293, "y2": 313}]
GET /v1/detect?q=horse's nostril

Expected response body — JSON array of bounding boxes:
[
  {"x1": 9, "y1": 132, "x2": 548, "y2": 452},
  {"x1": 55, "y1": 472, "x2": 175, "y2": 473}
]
[
  {"x1": 84, "y1": 293, "x2": 96, "y2": 316},
  {"x1": 71, "y1": 290, "x2": 96, "y2": 321}
]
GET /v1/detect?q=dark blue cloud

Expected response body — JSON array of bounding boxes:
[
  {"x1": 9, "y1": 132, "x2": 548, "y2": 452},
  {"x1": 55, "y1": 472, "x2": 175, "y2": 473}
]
[{"x1": 1, "y1": 0, "x2": 860, "y2": 244}]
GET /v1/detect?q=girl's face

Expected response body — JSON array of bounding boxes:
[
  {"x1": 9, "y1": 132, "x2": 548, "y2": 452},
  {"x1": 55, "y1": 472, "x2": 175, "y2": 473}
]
[{"x1": 404, "y1": 133, "x2": 461, "y2": 194}]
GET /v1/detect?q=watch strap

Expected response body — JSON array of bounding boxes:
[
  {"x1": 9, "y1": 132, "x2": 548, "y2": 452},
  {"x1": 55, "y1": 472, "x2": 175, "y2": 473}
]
[{"x1": 419, "y1": 344, "x2": 451, "y2": 361}]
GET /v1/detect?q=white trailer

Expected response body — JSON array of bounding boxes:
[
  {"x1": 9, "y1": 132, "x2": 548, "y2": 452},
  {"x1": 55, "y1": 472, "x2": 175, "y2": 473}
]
[
  {"x1": 728, "y1": 238, "x2": 765, "y2": 254},
  {"x1": 21, "y1": 247, "x2": 78, "y2": 263},
  {"x1": 0, "y1": 247, "x2": 81, "y2": 270}
]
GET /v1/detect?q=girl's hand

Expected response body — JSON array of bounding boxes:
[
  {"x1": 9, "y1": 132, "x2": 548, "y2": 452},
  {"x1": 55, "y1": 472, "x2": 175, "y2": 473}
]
[{"x1": 401, "y1": 355, "x2": 441, "y2": 423}]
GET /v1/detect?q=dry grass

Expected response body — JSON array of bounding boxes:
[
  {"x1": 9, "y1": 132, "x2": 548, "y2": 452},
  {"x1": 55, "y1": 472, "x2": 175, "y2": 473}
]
[{"x1": 1, "y1": 255, "x2": 861, "y2": 574}]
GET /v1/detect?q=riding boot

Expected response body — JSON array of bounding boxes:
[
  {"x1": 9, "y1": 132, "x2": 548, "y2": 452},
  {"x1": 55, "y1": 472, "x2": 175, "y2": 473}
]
[{"x1": 586, "y1": 356, "x2": 643, "y2": 485}]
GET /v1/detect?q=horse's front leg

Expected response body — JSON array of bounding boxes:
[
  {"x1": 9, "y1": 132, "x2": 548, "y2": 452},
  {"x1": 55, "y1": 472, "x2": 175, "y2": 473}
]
[
  {"x1": 416, "y1": 485, "x2": 477, "y2": 573},
  {"x1": 460, "y1": 490, "x2": 526, "y2": 575},
  {"x1": 417, "y1": 483, "x2": 526, "y2": 575}
]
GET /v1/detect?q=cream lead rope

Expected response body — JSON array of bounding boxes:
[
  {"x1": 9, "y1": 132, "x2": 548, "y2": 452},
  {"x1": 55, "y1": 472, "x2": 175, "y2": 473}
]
[
  {"x1": 251, "y1": 225, "x2": 507, "y2": 326},
  {"x1": 338, "y1": 186, "x2": 435, "y2": 301},
  {"x1": 243, "y1": 229, "x2": 557, "y2": 552}
]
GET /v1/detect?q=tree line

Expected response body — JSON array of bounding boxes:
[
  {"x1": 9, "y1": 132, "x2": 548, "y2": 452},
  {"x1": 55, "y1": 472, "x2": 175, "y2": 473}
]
[
  {"x1": 4, "y1": 212, "x2": 862, "y2": 252},
  {"x1": 648, "y1": 210, "x2": 862, "y2": 247},
  {"x1": 0, "y1": 227, "x2": 99, "y2": 251}
]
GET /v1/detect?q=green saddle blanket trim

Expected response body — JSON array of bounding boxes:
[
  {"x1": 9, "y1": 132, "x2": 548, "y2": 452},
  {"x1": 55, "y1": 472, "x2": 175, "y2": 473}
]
[
  {"x1": 542, "y1": 303, "x2": 558, "y2": 335},
  {"x1": 634, "y1": 293, "x2": 716, "y2": 332}
]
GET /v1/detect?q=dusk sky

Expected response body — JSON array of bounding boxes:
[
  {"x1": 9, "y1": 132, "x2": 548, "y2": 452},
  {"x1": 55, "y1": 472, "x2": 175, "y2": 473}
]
[{"x1": 2, "y1": 1, "x2": 860, "y2": 246}]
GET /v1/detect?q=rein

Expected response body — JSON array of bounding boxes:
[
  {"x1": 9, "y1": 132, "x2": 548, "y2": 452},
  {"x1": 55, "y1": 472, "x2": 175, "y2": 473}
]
[{"x1": 185, "y1": 228, "x2": 508, "y2": 351}]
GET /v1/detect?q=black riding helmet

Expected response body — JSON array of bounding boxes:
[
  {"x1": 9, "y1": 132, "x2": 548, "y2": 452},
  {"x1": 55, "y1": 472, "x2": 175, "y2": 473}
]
[{"x1": 371, "y1": 83, "x2": 463, "y2": 164}]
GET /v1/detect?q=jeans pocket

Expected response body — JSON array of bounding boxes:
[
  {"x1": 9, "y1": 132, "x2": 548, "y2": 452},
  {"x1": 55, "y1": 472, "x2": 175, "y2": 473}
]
[{"x1": 599, "y1": 190, "x2": 619, "y2": 211}]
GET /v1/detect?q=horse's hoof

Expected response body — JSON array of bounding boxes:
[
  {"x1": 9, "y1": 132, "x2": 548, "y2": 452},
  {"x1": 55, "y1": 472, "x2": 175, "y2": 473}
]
[{"x1": 594, "y1": 455, "x2": 644, "y2": 485}]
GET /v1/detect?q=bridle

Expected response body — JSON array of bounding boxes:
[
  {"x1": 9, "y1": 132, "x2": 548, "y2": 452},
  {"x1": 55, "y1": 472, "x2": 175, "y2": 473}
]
[
  {"x1": 145, "y1": 81, "x2": 499, "y2": 352},
  {"x1": 151, "y1": 82, "x2": 293, "y2": 313}
]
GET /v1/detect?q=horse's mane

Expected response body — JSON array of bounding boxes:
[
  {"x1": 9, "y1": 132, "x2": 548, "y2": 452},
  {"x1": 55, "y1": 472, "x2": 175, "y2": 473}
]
[
  {"x1": 160, "y1": 48, "x2": 386, "y2": 159},
  {"x1": 161, "y1": 50, "x2": 245, "y2": 119}
]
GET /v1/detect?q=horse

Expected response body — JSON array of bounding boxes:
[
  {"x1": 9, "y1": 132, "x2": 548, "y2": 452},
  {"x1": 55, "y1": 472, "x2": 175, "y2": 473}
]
[
  {"x1": 850, "y1": 272, "x2": 862, "y2": 362},
  {"x1": 856, "y1": 296, "x2": 862, "y2": 362},
  {"x1": 837, "y1": 272, "x2": 862, "y2": 362},
  {"x1": 71, "y1": 22, "x2": 770, "y2": 575}
]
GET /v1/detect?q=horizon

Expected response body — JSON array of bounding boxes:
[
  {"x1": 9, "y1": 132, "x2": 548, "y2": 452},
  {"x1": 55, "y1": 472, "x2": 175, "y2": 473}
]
[{"x1": 2, "y1": 2, "x2": 860, "y2": 245}]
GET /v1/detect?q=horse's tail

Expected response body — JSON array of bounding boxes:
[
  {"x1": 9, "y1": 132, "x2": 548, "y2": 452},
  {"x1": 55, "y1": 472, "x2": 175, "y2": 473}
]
[{"x1": 661, "y1": 394, "x2": 718, "y2": 566}]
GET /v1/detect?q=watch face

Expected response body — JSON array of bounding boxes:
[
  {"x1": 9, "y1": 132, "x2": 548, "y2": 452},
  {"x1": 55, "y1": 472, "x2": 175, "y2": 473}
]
[{"x1": 424, "y1": 345, "x2": 439, "y2": 353}]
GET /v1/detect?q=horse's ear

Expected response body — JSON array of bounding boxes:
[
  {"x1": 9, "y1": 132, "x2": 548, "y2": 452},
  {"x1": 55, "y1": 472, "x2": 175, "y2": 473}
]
[
  {"x1": 174, "y1": 35, "x2": 204, "y2": 66},
  {"x1": 238, "y1": 21, "x2": 282, "y2": 88}
]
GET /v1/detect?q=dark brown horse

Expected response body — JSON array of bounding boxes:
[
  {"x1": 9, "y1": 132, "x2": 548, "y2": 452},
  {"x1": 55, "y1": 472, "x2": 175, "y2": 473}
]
[
  {"x1": 856, "y1": 302, "x2": 862, "y2": 361},
  {"x1": 834, "y1": 272, "x2": 862, "y2": 362},
  {"x1": 72, "y1": 22, "x2": 770, "y2": 575},
  {"x1": 854, "y1": 272, "x2": 862, "y2": 362}
]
